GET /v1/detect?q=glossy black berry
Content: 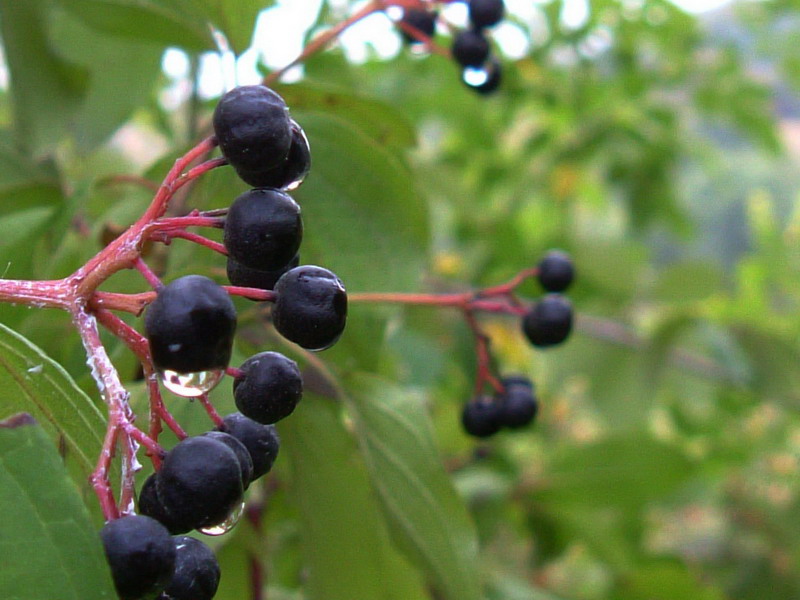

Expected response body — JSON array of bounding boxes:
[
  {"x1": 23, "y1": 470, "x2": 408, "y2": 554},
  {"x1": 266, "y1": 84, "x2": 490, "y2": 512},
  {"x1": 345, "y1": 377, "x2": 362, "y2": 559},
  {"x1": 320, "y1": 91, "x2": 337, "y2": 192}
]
[
  {"x1": 233, "y1": 351, "x2": 303, "y2": 425},
  {"x1": 500, "y1": 374, "x2": 533, "y2": 390},
  {"x1": 100, "y1": 515, "x2": 176, "y2": 600},
  {"x1": 499, "y1": 378, "x2": 538, "y2": 429},
  {"x1": 461, "y1": 396, "x2": 503, "y2": 438},
  {"x1": 464, "y1": 58, "x2": 502, "y2": 95},
  {"x1": 468, "y1": 0, "x2": 504, "y2": 29},
  {"x1": 272, "y1": 265, "x2": 347, "y2": 351},
  {"x1": 223, "y1": 188, "x2": 303, "y2": 272},
  {"x1": 522, "y1": 294, "x2": 573, "y2": 347},
  {"x1": 156, "y1": 436, "x2": 244, "y2": 531},
  {"x1": 213, "y1": 85, "x2": 292, "y2": 175},
  {"x1": 217, "y1": 412, "x2": 280, "y2": 480},
  {"x1": 234, "y1": 120, "x2": 311, "y2": 190},
  {"x1": 160, "y1": 537, "x2": 220, "y2": 600},
  {"x1": 226, "y1": 254, "x2": 299, "y2": 294},
  {"x1": 452, "y1": 29, "x2": 490, "y2": 67},
  {"x1": 537, "y1": 250, "x2": 575, "y2": 293},
  {"x1": 144, "y1": 275, "x2": 237, "y2": 375},
  {"x1": 201, "y1": 431, "x2": 255, "y2": 489},
  {"x1": 400, "y1": 8, "x2": 437, "y2": 44},
  {"x1": 138, "y1": 474, "x2": 190, "y2": 535}
]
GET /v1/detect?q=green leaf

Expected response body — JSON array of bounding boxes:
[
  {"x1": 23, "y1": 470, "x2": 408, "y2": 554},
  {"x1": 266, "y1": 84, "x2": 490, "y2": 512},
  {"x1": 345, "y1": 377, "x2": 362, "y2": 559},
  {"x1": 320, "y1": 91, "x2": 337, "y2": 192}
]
[
  {"x1": 292, "y1": 112, "x2": 429, "y2": 293},
  {"x1": 0, "y1": 415, "x2": 115, "y2": 600},
  {"x1": 199, "y1": 0, "x2": 274, "y2": 55},
  {"x1": 0, "y1": 0, "x2": 86, "y2": 153},
  {"x1": 344, "y1": 374, "x2": 482, "y2": 600},
  {"x1": 276, "y1": 83, "x2": 417, "y2": 149},
  {"x1": 53, "y1": 0, "x2": 212, "y2": 51},
  {"x1": 48, "y1": 10, "x2": 164, "y2": 150},
  {"x1": 0, "y1": 324, "x2": 106, "y2": 493},
  {"x1": 618, "y1": 562, "x2": 726, "y2": 600},
  {"x1": 537, "y1": 434, "x2": 694, "y2": 510},
  {"x1": 281, "y1": 394, "x2": 428, "y2": 600}
]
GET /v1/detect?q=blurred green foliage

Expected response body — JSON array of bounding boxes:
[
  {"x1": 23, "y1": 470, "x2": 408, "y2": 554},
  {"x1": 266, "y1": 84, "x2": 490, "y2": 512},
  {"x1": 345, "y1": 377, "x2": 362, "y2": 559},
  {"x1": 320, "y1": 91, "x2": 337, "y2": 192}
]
[{"x1": 1, "y1": 1, "x2": 800, "y2": 598}]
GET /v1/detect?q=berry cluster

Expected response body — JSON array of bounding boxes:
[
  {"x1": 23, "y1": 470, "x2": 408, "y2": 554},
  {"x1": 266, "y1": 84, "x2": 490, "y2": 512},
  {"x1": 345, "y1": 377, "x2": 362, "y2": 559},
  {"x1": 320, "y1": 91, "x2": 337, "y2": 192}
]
[
  {"x1": 98, "y1": 84, "x2": 346, "y2": 599},
  {"x1": 460, "y1": 250, "x2": 575, "y2": 439},
  {"x1": 397, "y1": 0, "x2": 507, "y2": 94}
]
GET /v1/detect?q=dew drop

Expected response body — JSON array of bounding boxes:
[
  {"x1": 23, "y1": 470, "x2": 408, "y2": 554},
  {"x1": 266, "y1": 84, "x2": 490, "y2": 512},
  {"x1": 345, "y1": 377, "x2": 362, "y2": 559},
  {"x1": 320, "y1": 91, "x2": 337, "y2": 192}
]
[
  {"x1": 462, "y1": 66, "x2": 489, "y2": 87},
  {"x1": 160, "y1": 368, "x2": 225, "y2": 398},
  {"x1": 198, "y1": 501, "x2": 245, "y2": 536}
]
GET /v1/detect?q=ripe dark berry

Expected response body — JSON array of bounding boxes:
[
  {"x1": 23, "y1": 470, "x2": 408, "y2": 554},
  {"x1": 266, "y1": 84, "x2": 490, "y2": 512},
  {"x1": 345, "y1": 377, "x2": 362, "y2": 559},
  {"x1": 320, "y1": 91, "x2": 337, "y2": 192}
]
[
  {"x1": 217, "y1": 412, "x2": 280, "y2": 480},
  {"x1": 156, "y1": 436, "x2": 244, "y2": 531},
  {"x1": 223, "y1": 188, "x2": 303, "y2": 272},
  {"x1": 464, "y1": 58, "x2": 502, "y2": 95},
  {"x1": 233, "y1": 351, "x2": 303, "y2": 425},
  {"x1": 468, "y1": 0, "x2": 505, "y2": 29},
  {"x1": 144, "y1": 275, "x2": 237, "y2": 375},
  {"x1": 213, "y1": 85, "x2": 292, "y2": 175},
  {"x1": 461, "y1": 396, "x2": 503, "y2": 438},
  {"x1": 226, "y1": 254, "x2": 299, "y2": 293},
  {"x1": 451, "y1": 29, "x2": 490, "y2": 67},
  {"x1": 201, "y1": 431, "x2": 255, "y2": 489},
  {"x1": 100, "y1": 515, "x2": 176, "y2": 600},
  {"x1": 522, "y1": 294, "x2": 573, "y2": 347},
  {"x1": 537, "y1": 250, "x2": 575, "y2": 293},
  {"x1": 499, "y1": 377, "x2": 538, "y2": 429},
  {"x1": 138, "y1": 474, "x2": 190, "y2": 535},
  {"x1": 234, "y1": 120, "x2": 311, "y2": 190},
  {"x1": 272, "y1": 265, "x2": 347, "y2": 351},
  {"x1": 160, "y1": 537, "x2": 220, "y2": 600},
  {"x1": 399, "y1": 8, "x2": 437, "y2": 44},
  {"x1": 500, "y1": 374, "x2": 533, "y2": 390}
]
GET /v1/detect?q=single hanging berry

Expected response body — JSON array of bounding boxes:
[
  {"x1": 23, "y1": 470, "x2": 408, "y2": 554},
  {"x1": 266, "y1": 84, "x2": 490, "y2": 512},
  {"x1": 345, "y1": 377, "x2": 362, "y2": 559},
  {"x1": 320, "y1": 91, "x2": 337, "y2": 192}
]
[
  {"x1": 100, "y1": 515, "x2": 176, "y2": 600},
  {"x1": 522, "y1": 294, "x2": 573, "y2": 347},
  {"x1": 144, "y1": 275, "x2": 236, "y2": 396},
  {"x1": 233, "y1": 351, "x2": 303, "y2": 425},
  {"x1": 272, "y1": 265, "x2": 347, "y2": 351},
  {"x1": 223, "y1": 188, "x2": 303, "y2": 272},
  {"x1": 160, "y1": 537, "x2": 221, "y2": 600},
  {"x1": 537, "y1": 250, "x2": 575, "y2": 293},
  {"x1": 213, "y1": 85, "x2": 293, "y2": 176}
]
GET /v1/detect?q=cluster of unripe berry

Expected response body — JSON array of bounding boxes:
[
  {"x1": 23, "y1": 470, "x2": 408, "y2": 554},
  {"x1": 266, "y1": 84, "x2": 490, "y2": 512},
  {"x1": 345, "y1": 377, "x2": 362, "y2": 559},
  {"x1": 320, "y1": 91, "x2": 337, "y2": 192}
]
[
  {"x1": 100, "y1": 84, "x2": 346, "y2": 599},
  {"x1": 398, "y1": 0, "x2": 506, "y2": 94},
  {"x1": 462, "y1": 250, "x2": 575, "y2": 438}
]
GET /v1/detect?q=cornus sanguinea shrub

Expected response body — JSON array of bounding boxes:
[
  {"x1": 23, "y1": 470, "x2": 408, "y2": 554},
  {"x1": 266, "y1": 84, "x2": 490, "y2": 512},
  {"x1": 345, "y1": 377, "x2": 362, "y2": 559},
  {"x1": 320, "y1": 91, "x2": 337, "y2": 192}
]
[{"x1": 0, "y1": 3, "x2": 578, "y2": 598}]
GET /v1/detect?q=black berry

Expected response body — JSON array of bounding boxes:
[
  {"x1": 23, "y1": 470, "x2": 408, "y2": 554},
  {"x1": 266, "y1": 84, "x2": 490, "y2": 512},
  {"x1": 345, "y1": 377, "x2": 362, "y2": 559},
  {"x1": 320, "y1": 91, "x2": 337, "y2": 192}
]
[
  {"x1": 400, "y1": 8, "x2": 437, "y2": 44},
  {"x1": 499, "y1": 377, "x2": 538, "y2": 429},
  {"x1": 226, "y1": 254, "x2": 299, "y2": 294},
  {"x1": 451, "y1": 29, "x2": 490, "y2": 67},
  {"x1": 272, "y1": 265, "x2": 347, "y2": 351},
  {"x1": 234, "y1": 120, "x2": 311, "y2": 190},
  {"x1": 461, "y1": 396, "x2": 503, "y2": 438},
  {"x1": 138, "y1": 473, "x2": 190, "y2": 535},
  {"x1": 160, "y1": 537, "x2": 220, "y2": 600},
  {"x1": 223, "y1": 188, "x2": 303, "y2": 272},
  {"x1": 500, "y1": 374, "x2": 533, "y2": 390},
  {"x1": 100, "y1": 515, "x2": 176, "y2": 600},
  {"x1": 537, "y1": 250, "x2": 575, "y2": 292},
  {"x1": 464, "y1": 58, "x2": 502, "y2": 95},
  {"x1": 233, "y1": 351, "x2": 303, "y2": 425},
  {"x1": 201, "y1": 430, "x2": 255, "y2": 489},
  {"x1": 217, "y1": 412, "x2": 280, "y2": 480},
  {"x1": 156, "y1": 436, "x2": 244, "y2": 531},
  {"x1": 144, "y1": 275, "x2": 237, "y2": 375},
  {"x1": 468, "y1": 0, "x2": 504, "y2": 29},
  {"x1": 213, "y1": 85, "x2": 292, "y2": 175},
  {"x1": 522, "y1": 294, "x2": 573, "y2": 347}
]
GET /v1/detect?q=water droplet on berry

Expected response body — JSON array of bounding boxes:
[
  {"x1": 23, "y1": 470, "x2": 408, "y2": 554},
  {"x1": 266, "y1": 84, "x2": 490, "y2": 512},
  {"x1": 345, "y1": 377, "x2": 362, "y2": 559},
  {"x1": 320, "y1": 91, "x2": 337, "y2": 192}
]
[
  {"x1": 462, "y1": 66, "x2": 489, "y2": 87},
  {"x1": 160, "y1": 369, "x2": 225, "y2": 398},
  {"x1": 198, "y1": 501, "x2": 245, "y2": 536}
]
